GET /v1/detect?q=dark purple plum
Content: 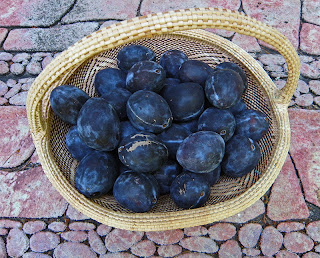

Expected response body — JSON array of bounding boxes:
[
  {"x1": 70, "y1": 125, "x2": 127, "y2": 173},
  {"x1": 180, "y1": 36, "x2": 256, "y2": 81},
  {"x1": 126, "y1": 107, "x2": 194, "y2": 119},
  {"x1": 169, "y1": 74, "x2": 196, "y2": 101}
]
[
  {"x1": 178, "y1": 118, "x2": 199, "y2": 134},
  {"x1": 205, "y1": 69, "x2": 243, "y2": 109},
  {"x1": 170, "y1": 171, "x2": 211, "y2": 209},
  {"x1": 198, "y1": 107, "x2": 236, "y2": 142},
  {"x1": 127, "y1": 90, "x2": 173, "y2": 133},
  {"x1": 159, "y1": 50, "x2": 188, "y2": 78},
  {"x1": 119, "y1": 121, "x2": 139, "y2": 142},
  {"x1": 75, "y1": 151, "x2": 118, "y2": 198},
  {"x1": 178, "y1": 60, "x2": 215, "y2": 86},
  {"x1": 77, "y1": 97, "x2": 120, "y2": 151},
  {"x1": 118, "y1": 132, "x2": 168, "y2": 173},
  {"x1": 226, "y1": 98, "x2": 247, "y2": 115},
  {"x1": 176, "y1": 131, "x2": 225, "y2": 173},
  {"x1": 117, "y1": 45, "x2": 156, "y2": 71},
  {"x1": 50, "y1": 85, "x2": 90, "y2": 125},
  {"x1": 65, "y1": 126, "x2": 94, "y2": 160},
  {"x1": 161, "y1": 82, "x2": 204, "y2": 122},
  {"x1": 215, "y1": 62, "x2": 247, "y2": 92},
  {"x1": 126, "y1": 61, "x2": 166, "y2": 93},
  {"x1": 235, "y1": 109, "x2": 269, "y2": 141},
  {"x1": 94, "y1": 68, "x2": 126, "y2": 96},
  {"x1": 113, "y1": 171, "x2": 159, "y2": 212},
  {"x1": 221, "y1": 135, "x2": 261, "y2": 177},
  {"x1": 101, "y1": 88, "x2": 131, "y2": 120},
  {"x1": 183, "y1": 165, "x2": 221, "y2": 186},
  {"x1": 162, "y1": 78, "x2": 181, "y2": 89},
  {"x1": 158, "y1": 123, "x2": 190, "y2": 159},
  {"x1": 153, "y1": 160, "x2": 182, "y2": 195}
]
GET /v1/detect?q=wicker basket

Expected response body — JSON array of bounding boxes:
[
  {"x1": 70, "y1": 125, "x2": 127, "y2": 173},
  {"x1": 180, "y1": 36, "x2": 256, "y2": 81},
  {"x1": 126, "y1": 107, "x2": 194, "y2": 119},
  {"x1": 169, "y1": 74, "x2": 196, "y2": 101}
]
[{"x1": 26, "y1": 8, "x2": 300, "y2": 231}]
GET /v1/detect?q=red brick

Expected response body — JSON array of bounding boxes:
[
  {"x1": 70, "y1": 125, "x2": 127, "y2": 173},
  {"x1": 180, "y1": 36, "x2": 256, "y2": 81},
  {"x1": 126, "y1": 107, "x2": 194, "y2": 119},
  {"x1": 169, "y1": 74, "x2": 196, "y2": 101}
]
[
  {"x1": 300, "y1": 23, "x2": 320, "y2": 55},
  {"x1": 314, "y1": 244, "x2": 320, "y2": 253},
  {"x1": 208, "y1": 223, "x2": 236, "y2": 241},
  {"x1": 141, "y1": 0, "x2": 241, "y2": 16},
  {"x1": 276, "y1": 250, "x2": 299, "y2": 258},
  {"x1": 306, "y1": 221, "x2": 320, "y2": 242},
  {"x1": 105, "y1": 229, "x2": 144, "y2": 252},
  {"x1": 238, "y1": 223, "x2": 262, "y2": 248},
  {"x1": 259, "y1": 54, "x2": 286, "y2": 66},
  {"x1": 260, "y1": 226, "x2": 283, "y2": 256},
  {"x1": 284, "y1": 232, "x2": 314, "y2": 254},
  {"x1": 289, "y1": 109, "x2": 320, "y2": 208},
  {"x1": 23, "y1": 221, "x2": 46, "y2": 234},
  {"x1": 157, "y1": 244, "x2": 182, "y2": 257},
  {"x1": 231, "y1": 33, "x2": 261, "y2": 52},
  {"x1": 146, "y1": 229, "x2": 184, "y2": 245},
  {"x1": 218, "y1": 239, "x2": 242, "y2": 258},
  {"x1": 277, "y1": 222, "x2": 305, "y2": 233},
  {"x1": 179, "y1": 236, "x2": 219, "y2": 254},
  {"x1": 61, "y1": 231, "x2": 88, "y2": 242},
  {"x1": 303, "y1": 0, "x2": 320, "y2": 25},
  {"x1": 0, "y1": 28, "x2": 8, "y2": 45},
  {"x1": 267, "y1": 156, "x2": 310, "y2": 221},
  {"x1": 53, "y1": 242, "x2": 97, "y2": 258},
  {"x1": 6, "y1": 228, "x2": 29, "y2": 257},
  {"x1": 130, "y1": 240, "x2": 156, "y2": 257},
  {"x1": 242, "y1": 0, "x2": 300, "y2": 49},
  {"x1": 0, "y1": 228, "x2": 8, "y2": 235},
  {"x1": 30, "y1": 231, "x2": 60, "y2": 252},
  {"x1": 0, "y1": 238, "x2": 6, "y2": 258},
  {"x1": 0, "y1": 167, "x2": 68, "y2": 218},
  {"x1": 69, "y1": 222, "x2": 96, "y2": 231},
  {"x1": 303, "y1": 252, "x2": 320, "y2": 258},
  {"x1": 66, "y1": 205, "x2": 90, "y2": 220},
  {"x1": 88, "y1": 229, "x2": 106, "y2": 255},
  {"x1": 206, "y1": 29, "x2": 235, "y2": 38},
  {"x1": 184, "y1": 226, "x2": 208, "y2": 237}
]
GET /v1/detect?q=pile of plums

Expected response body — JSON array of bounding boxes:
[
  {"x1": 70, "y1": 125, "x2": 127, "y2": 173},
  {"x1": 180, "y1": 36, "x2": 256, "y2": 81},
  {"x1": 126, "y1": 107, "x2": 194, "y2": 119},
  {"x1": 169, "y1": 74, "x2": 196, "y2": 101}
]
[{"x1": 50, "y1": 45, "x2": 269, "y2": 212}]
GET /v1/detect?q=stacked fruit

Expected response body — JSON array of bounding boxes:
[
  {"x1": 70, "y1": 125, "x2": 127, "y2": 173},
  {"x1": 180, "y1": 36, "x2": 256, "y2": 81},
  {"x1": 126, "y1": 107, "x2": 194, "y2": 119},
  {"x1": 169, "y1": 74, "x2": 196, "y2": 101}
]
[{"x1": 50, "y1": 45, "x2": 269, "y2": 212}]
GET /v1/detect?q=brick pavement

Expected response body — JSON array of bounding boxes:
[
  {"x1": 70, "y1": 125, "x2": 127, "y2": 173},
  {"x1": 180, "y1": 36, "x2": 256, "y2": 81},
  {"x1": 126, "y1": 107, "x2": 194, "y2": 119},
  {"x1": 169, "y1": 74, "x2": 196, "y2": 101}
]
[{"x1": 0, "y1": 0, "x2": 320, "y2": 257}]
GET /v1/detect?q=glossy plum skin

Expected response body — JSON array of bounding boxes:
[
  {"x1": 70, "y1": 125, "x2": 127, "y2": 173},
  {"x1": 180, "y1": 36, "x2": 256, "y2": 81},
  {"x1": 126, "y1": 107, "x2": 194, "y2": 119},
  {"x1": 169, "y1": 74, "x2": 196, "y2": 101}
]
[
  {"x1": 153, "y1": 160, "x2": 182, "y2": 195},
  {"x1": 75, "y1": 151, "x2": 118, "y2": 198},
  {"x1": 117, "y1": 45, "x2": 156, "y2": 71},
  {"x1": 178, "y1": 60, "x2": 215, "y2": 86},
  {"x1": 226, "y1": 98, "x2": 247, "y2": 115},
  {"x1": 159, "y1": 50, "x2": 188, "y2": 78},
  {"x1": 94, "y1": 68, "x2": 126, "y2": 96},
  {"x1": 205, "y1": 69, "x2": 243, "y2": 109},
  {"x1": 215, "y1": 62, "x2": 248, "y2": 92},
  {"x1": 77, "y1": 98, "x2": 120, "y2": 151},
  {"x1": 161, "y1": 82, "x2": 204, "y2": 122},
  {"x1": 183, "y1": 166, "x2": 221, "y2": 186},
  {"x1": 222, "y1": 135, "x2": 261, "y2": 177},
  {"x1": 119, "y1": 121, "x2": 139, "y2": 142},
  {"x1": 158, "y1": 123, "x2": 190, "y2": 159},
  {"x1": 126, "y1": 61, "x2": 166, "y2": 93},
  {"x1": 235, "y1": 109, "x2": 269, "y2": 141},
  {"x1": 65, "y1": 126, "x2": 94, "y2": 160},
  {"x1": 118, "y1": 132, "x2": 168, "y2": 173},
  {"x1": 198, "y1": 107, "x2": 236, "y2": 142},
  {"x1": 176, "y1": 131, "x2": 225, "y2": 173},
  {"x1": 101, "y1": 87, "x2": 132, "y2": 120},
  {"x1": 170, "y1": 171, "x2": 211, "y2": 209},
  {"x1": 50, "y1": 85, "x2": 90, "y2": 125},
  {"x1": 178, "y1": 119, "x2": 199, "y2": 134},
  {"x1": 127, "y1": 90, "x2": 173, "y2": 133},
  {"x1": 113, "y1": 171, "x2": 160, "y2": 212}
]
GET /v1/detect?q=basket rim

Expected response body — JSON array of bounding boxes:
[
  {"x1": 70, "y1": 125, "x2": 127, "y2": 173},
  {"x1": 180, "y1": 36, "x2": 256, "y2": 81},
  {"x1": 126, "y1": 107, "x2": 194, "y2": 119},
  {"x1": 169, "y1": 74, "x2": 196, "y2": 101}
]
[{"x1": 28, "y1": 28, "x2": 291, "y2": 231}]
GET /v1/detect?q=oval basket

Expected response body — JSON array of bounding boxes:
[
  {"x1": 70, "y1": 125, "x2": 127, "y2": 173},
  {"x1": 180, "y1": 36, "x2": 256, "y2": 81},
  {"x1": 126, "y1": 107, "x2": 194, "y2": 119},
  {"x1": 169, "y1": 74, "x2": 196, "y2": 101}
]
[{"x1": 26, "y1": 8, "x2": 300, "y2": 231}]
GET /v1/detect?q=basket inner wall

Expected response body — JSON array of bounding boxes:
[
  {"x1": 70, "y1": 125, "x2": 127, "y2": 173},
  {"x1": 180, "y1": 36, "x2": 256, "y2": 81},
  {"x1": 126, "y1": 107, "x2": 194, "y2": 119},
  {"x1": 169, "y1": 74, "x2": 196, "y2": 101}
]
[{"x1": 49, "y1": 33, "x2": 278, "y2": 213}]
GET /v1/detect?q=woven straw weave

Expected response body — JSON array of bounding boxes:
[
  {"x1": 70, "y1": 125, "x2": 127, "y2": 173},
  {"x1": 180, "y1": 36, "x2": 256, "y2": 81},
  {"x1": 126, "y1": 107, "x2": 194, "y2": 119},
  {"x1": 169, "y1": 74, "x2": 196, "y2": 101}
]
[{"x1": 26, "y1": 8, "x2": 300, "y2": 231}]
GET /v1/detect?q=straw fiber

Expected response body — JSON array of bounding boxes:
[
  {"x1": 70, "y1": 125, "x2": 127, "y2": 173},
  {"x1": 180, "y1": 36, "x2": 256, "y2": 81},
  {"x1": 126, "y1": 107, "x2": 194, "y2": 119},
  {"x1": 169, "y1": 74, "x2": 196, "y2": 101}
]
[{"x1": 27, "y1": 8, "x2": 300, "y2": 231}]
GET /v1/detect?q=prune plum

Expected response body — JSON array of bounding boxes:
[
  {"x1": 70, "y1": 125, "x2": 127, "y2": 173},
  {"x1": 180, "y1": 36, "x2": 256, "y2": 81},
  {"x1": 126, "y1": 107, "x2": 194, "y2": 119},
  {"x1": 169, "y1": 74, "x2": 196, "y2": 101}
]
[
  {"x1": 153, "y1": 160, "x2": 182, "y2": 195},
  {"x1": 178, "y1": 60, "x2": 215, "y2": 86},
  {"x1": 170, "y1": 171, "x2": 211, "y2": 209},
  {"x1": 159, "y1": 50, "x2": 188, "y2": 78},
  {"x1": 198, "y1": 107, "x2": 236, "y2": 142},
  {"x1": 65, "y1": 126, "x2": 94, "y2": 160},
  {"x1": 127, "y1": 90, "x2": 173, "y2": 133},
  {"x1": 94, "y1": 68, "x2": 126, "y2": 96},
  {"x1": 75, "y1": 151, "x2": 118, "y2": 198},
  {"x1": 126, "y1": 61, "x2": 166, "y2": 93},
  {"x1": 215, "y1": 62, "x2": 248, "y2": 92},
  {"x1": 77, "y1": 97, "x2": 120, "y2": 151},
  {"x1": 226, "y1": 98, "x2": 247, "y2": 115},
  {"x1": 183, "y1": 166, "x2": 221, "y2": 186},
  {"x1": 118, "y1": 132, "x2": 168, "y2": 173},
  {"x1": 101, "y1": 88, "x2": 131, "y2": 120},
  {"x1": 119, "y1": 121, "x2": 139, "y2": 142},
  {"x1": 205, "y1": 69, "x2": 243, "y2": 109},
  {"x1": 158, "y1": 123, "x2": 189, "y2": 159},
  {"x1": 113, "y1": 171, "x2": 159, "y2": 212},
  {"x1": 50, "y1": 85, "x2": 90, "y2": 125},
  {"x1": 176, "y1": 131, "x2": 225, "y2": 173},
  {"x1": 221, "y1": 135, "x2": 261, "y2": 177},
  {"x1": 178, "y1": 119, "x2": 199, "y2": 134},
  {"x1": 235, "y1": 109, "x2": 269, "y2": 141},
  {"x1": 117, "y1": 45, "x2": 156, "y2": 71},
  {"x1": 162, "y1": 78, "x2": 181, "y2": 89},
  {"x1": 161, "y1": 82, "x2": 204, "y2": 122}
]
